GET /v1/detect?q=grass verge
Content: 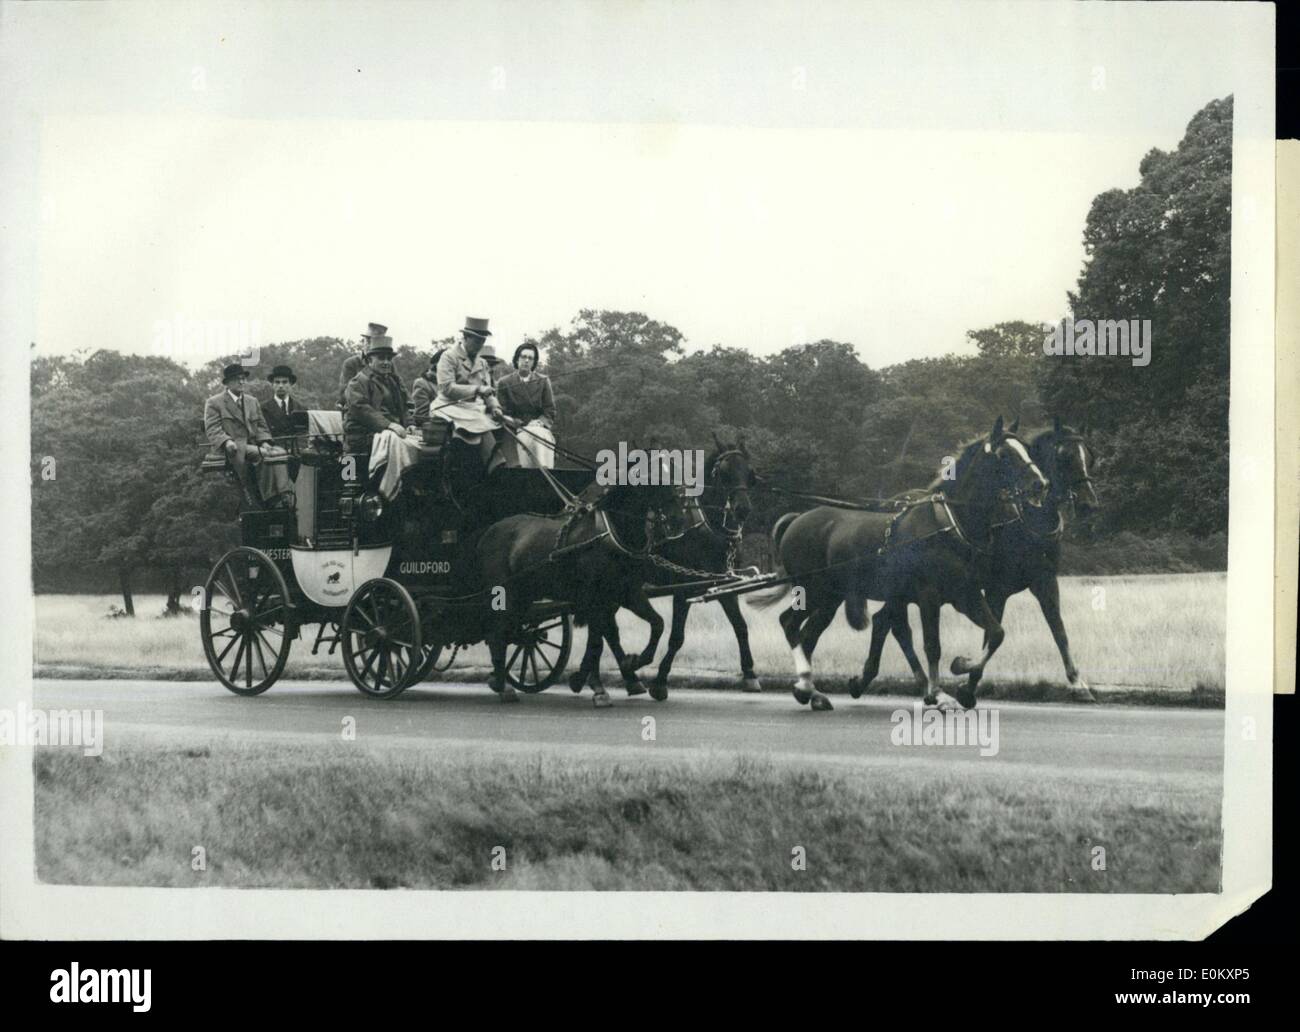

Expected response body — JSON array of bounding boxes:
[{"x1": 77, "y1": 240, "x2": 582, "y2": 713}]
[{"x1": 35, "y1": 741, "x2": 1221, "y2": 892}]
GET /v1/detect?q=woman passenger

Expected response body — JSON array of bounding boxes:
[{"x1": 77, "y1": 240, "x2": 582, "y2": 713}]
[{"x1": 495, "y1": 342, "x2": 557, "y2": 469}]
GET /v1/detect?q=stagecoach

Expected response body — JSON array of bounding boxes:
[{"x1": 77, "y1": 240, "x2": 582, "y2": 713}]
[{"x1": 198, "y1": 410, "x2": 597, "y2": 699}]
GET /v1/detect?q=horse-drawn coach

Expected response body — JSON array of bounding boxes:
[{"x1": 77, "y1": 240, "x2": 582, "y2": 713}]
[{"x1": 198, "y1": 409, "x2": 596, "y2": 700}]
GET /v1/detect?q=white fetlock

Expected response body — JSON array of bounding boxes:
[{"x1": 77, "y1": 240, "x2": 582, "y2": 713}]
[
  {"x1": 593, "y1": 691, "x2": 612, "y2": 709},
  {"x1": 930, "y1": 690, "x2": 960, "y2": 712}
]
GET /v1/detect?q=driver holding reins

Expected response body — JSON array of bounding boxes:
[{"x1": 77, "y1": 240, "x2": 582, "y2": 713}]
[{"x1": 433, "y1": 317, "x2": 509, "y2": 475}]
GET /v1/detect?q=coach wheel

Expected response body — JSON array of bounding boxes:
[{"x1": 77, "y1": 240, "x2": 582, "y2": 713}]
[
  {"x1": 408, "y1": 639, "x2": 447, "y2": 687},
  {"x1": 201, "y1": 546, "x2": 293, "y2": 696},
  {"x1": 341, "y1": 578, "x2": 424, "y2": 700},
  {"x1": 505, "y1": 613, "x2": 573, "y2": 694}
]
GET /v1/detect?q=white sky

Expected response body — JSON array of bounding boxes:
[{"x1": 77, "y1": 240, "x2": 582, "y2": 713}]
[{"x1": 0, "y1": 0, "x2": 1267, "y2": 367}]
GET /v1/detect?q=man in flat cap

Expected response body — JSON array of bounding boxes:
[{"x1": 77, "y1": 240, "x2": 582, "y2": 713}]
[
  {"x1": 344, "y1": 329, "x2": 421, "y2": 501},
  {"x1": 433, "y1": 317, "x2": 507, "y2": 473},
  {"x1": 204, "y1": 363, "x2": 295, "y2": 508}
]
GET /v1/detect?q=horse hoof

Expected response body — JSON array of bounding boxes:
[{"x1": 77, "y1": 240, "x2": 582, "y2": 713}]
[
  {"x1": 568, "y1": 673, "x2": 586, "y2": 694},
  {"x1": 810, "y1": 692, "x2": 834, "y2": 712},
  {"x1": 593, "y1": 691, "x2": 612, "y2": 709},
  {"x1": 1067, "y1": 678, "x2": 1096, "y2": 703},
  {"x1": 649, "y1": 680, "x2": 668, "y2": 702},
  {"x1": 741, "y1": 677, "x2": 763, "y2": 693},
  {"x1": 931, "y1": 691, "x2": 960, "y2": 712},
  {"x1": 950, "y1": 656, "x2": 971, "y2": 675},
  {"x1": 923, "y1": 693, "x2": 938, "y2": 707},
  {"x1": 500, "y1": 686, "x2": 519, "y2": 703},
  {"x1": 488, "y1": 677, "x2": 505, "y2": 695},
  {"x1": 625, "y1": 681, "x2": 648, "y2": 697},
  {"x1": 848, "y1": 676, "x2": 863, "y2": 699},
  {"x1": 956, "y1": 688, "x2": 977, "y2": 710},
  {"x1": 792, "y1": 686, "x2": 811, "y2": 706}
]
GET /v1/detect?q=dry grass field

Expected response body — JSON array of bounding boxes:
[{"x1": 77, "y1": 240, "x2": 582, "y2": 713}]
[{"x1": 34, "y1": 572, "x2": 1226, "y2": 696}]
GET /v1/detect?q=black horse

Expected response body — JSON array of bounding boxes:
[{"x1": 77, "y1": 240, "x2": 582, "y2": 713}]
[
  {"x1": 854, "y1": 417, "x2": 1100, "y2": 702},
  {"x1": 646, "y1": 435, "x2": 762, "y2": 696},
  {"x1": 476, "y1": 477, "x2": 685, "y2": 707},
  {"x1": 748, "y1": 417, "x2": 1048, "y2": 712}
]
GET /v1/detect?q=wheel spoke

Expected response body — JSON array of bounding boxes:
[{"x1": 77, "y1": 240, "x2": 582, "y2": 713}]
[
  {"x1": 251, "y1": 633, "x2": 269, "y2": 679},
  {"x1": 227, "y1": 634, "x2": 247, "y2": 684},
  {"x1": 255, "y1": 628, "x2": 278, "y2": 667},
  {"x1": 211, "y1": 575, "x2": 241, "y2": 610},
  {"x1": 220, "y1": 565, "x2": 244, "y2": 606},
  {"x1": 532, "y1": 645, "x2": 555, "y2": 675},
  {"x1": 217, "y1": 628, "x2": 242, "y2": 665}
]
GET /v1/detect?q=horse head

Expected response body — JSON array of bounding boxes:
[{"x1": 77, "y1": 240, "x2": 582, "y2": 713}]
[
  {"x1": 948, "y1": 415, "x2": 1049, "y2": 515},
  {"x1": 598, "y1": 474, "x2": 688, "y2": 552},
  {"x1": 707, "y1": 431, "x2": 756, "y2": 530},
  {"x1": 1032, "y1": 416, "x2": 1099, "y2": 516}
]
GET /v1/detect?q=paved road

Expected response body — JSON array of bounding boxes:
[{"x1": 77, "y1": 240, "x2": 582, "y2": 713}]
[{"x1": 34, "y1": 678, "x2": 1223, "y2": 782}]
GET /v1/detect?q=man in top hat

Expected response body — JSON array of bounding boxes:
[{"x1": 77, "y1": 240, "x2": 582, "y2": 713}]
[
  {"x1": 338, "y1": 321, "x2": 389, "y2": 410},
  {"x1": 265, "y1": 364, "x2": 302, "y2": 440},
  {"x1": 204, "y1": 363, "x2": 295, "y2": 508},
  {"x1": 344, "y1": 329, "x2": 422, "y2": 501},
  {"x1": 433, "y1": 317, "x2": 507, "y2": 472}
]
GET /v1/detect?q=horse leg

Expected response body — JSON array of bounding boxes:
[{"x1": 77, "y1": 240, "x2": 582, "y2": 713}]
[
  {"x1": 1029, "y1": 574, "x2": 1095, "y2": 702},
  {"x1": 599, "y1": 610, "x2": 644, "y2": 700},
  {"x1": 778, "y1": 603, "x2": 812, "y2": 701},
  {"x1": 587, "y1": 613, "x2": 618, "y2": 708},
  {"x1": 652, "y1": 593, "x2": 691, "y2": 695},
  {"x1": 889, "y1": 603, "x2": 928, "y2": 692},
  {"x1": 793, "y1": 602, "x2": 838, "y2": 712},
  {"x1": 850, "y1": 601, "x2": 893, "y2": 698},
  {"x1": 718, "y1": 593, "x2": 762, "y2": 692},
  {"x1": 919, "y1": 596, "x2": 959, "y2": 711},
  {"x1": 949, "y1": 589, "x2": 1004, "y2": 709},
  {"x1": 570, "y1": 623, "x2": 602, "y2": 693},
  {"x1": 486, "y1": 628, "x2": 519, "y2": 703},
  {"x1": 624, "y1": 586, "x2": 664, "y2": 674}
]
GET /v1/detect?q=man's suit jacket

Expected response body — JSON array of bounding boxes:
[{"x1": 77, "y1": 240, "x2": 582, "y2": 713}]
[
  {"x1": 204, "y1": 390, "x2": 274, "y2": 451},
  {"x1": 265, "y1": 394, "x2": 302, "y2": 439},
  {"x1": 343, "y1": 366, "x2": 410, "y2": 447}
]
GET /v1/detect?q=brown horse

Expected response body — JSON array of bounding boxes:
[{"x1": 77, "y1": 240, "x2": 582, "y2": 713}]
[
  {"x1": 857, "y1": 417, "x2": 1100, "y2": 701},
  {"x1": 476, "y1": 478, "x2": 685, "y2": 707},
  {"x1": 646, "y1": 435, "x2": 761, "y2": 696},
  {"x1": 748, "y1": 417, "x2": 1048, "y2": 712}
]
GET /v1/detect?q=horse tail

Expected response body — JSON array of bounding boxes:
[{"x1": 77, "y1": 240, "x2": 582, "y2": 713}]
[{"x1": 747, "y1": 512, "x2": 800, "y2": 610}]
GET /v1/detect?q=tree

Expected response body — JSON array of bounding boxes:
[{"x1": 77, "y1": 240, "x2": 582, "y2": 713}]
[{"x1": 1040, "y1": 96, "x2": 1232, "y2": 535}]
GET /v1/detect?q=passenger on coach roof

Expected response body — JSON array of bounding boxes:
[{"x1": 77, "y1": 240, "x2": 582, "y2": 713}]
[
  {"x1": 495, "y1": 341, "x2": 557, "y2": 469},
  {"x1": 410, "y1": 344, "x2": 447, "y2": 428},
  {"x1": 343, "y1": 330, "x2": 411, "y2": 451},
  {"x1": 433, "y1": 317, "x2": 507, "y2": 474}
]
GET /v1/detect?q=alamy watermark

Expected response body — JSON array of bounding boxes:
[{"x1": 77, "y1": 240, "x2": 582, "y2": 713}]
[
  {"x1": 151, "y1": 314, "x2": 261, "y2": 364},
  {"x1": 0, "y1": 703, "x2": 103, "y2": 756},
  {"x1": 594, "y1": 442, "x2": 705, "y2": 497},
  {"x1": 1043, "y1": 317, "x2": 1151, "y2": 367},
  {"x1": 890, "y1": 702, "x2": 999, "y2": 757}
]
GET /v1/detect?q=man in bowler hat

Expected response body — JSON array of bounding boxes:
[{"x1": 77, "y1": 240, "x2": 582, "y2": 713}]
[{"x1": 204, "y1": 363, "x2": 295, "y2": 508}]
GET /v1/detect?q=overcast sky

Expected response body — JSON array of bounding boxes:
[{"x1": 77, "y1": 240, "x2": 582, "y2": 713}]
[{"x1": 0, "y1": 1, "x2": 1268, "y2": 368}]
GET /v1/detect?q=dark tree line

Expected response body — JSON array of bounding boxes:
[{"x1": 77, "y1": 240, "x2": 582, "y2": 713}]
[{"x1": 30, "y1": 97, "x2": 1231, "y2": 609}]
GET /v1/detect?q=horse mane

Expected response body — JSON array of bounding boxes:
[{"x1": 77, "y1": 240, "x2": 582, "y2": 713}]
[{"x1": 926, "y1": 435, "x2": 990, "y2": 492}]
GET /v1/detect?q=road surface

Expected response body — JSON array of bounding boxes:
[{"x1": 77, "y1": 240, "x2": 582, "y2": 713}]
[{"x1": 33, "y1": 678, "x2": 1223, "y2": 781}]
